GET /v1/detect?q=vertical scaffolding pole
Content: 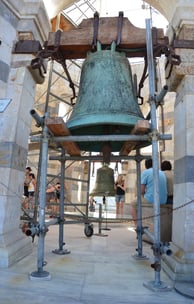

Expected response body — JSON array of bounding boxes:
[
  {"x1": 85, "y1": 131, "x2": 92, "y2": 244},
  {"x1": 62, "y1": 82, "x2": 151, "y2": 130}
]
[
  {"x1": 45, "y1": 61, "x2": 54, "y2": 113},
  {"x1": 134, "y1": 150, "x2": 148, "y2": 260},
  {"x1": 32, "y1": 60, "x2": 54, "y2": 224},
  {"x1": 53, "y1": 150, "x2": 70, "y2": 255},
  {"x1": 33, "y1": 152, "x2": 41, "y2": 223},
  {"x1": 84, "y1": 157, "x2": 94, "y2": 237},
  {"x1": 86, "y1": 158, "x2": 92, "y2": 220},
  {"x1": 143, "y1": 19, "x2": 171, "y2": 291},
  {"x1": 30, "y1": 113, "x2": 51, "y2": 280}
]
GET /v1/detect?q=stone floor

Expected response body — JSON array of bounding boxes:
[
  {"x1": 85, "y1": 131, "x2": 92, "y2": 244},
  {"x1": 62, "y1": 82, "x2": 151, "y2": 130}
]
[{"x1": 0, "y1": 220, "x2": 194, "y2": 304}]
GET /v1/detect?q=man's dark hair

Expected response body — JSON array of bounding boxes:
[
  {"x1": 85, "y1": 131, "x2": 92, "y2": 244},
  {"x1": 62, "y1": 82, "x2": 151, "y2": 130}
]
[
  {"x1": 161, "y1": 160, "x2": 172, "y2": 171},
  {"x1": 26, "y1": 166, "x2": 32, "y2": 171},
  {"x1": 145, "y1": 158, "x2": 152, "y2": 169}
]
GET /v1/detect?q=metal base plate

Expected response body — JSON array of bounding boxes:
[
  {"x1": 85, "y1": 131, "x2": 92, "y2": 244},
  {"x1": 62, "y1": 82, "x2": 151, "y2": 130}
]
[
  {"x1": 94, "y1": 233, "x2": 108, "y2": 237},
  {"x1": 132, "y1": 253, "x2": 149, "y2": 260},
  {"x1": 143, "y1": 280, "x2": 173, "y2": 292},
  {"x1": 29, "y1": 270, "x2": 51, "y2": 281},
  {"x1": 175, "y1": 282, "x2": 194, "y2": 299},
  {"x1": 52, "y1": 248, "x2": 71, "y2": 255}
]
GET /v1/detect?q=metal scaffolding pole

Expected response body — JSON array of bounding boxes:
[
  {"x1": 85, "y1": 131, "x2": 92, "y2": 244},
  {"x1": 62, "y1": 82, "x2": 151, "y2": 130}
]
[
  {"x1": 31, "y1": 133, "x2": 171, "y2": 143},
  {"x1": 133, "y1": 150, "x2": 148, "y2": 260},
  {"x1": 83, "y1": 156, "x2": 94, "y2": 237},
  {"x1": 49, "y1": 154, "x2": 154, "y2": 162},
  {"x1": 45, "y1": 61, "x2": 54, "y2": 113},
  {"x1": 86, "y1": 157, "x2": 91, "y2": 220},
  {"x1": 143, "y1": 19, "x2": 172, "y2": 291},
  {"x1": 30, "y1": 113, "x2": 51, "y2": 280},
  {"x1": 52, "y1": 149, "x2": 70, "y2": 255}
]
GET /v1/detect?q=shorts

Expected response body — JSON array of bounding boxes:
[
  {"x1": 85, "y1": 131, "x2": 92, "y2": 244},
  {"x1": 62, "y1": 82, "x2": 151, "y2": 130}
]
[
  {"x1": 166, "y1": 195, "x2": 173, "y2": 204},
  {"x1": 24, "y1": 186, "x2": 29, "y2": 197},
  {"x1": 29, "y1": 191, "x2": 35, "y2": 197},
  {"x1": 115, "y1": 194, "x2": 125, "y2": 203}
]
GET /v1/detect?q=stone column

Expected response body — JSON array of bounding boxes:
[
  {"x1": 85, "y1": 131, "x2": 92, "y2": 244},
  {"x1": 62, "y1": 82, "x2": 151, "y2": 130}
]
[
  {"x1": 0, "y1": 0, "x2": 50, "y2": 266},
  {"x1": 162, "y1": 23, "x2": 194, "y2": 281}
]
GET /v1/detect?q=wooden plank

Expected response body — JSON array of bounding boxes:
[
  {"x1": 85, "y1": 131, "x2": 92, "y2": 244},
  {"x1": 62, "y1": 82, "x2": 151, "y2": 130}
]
[
  {"x1": 46, "y1": 117, "x2": 81, "y2": 156},
  {"x1": 46, "y1": 117, "x2": 150, "y2": 156},
  {"x1": 47, "y1": 17, "x2": 167, "y2": 59},
  {"x1": 119, "y1": 120, "x2": 151, "y2": 155}
]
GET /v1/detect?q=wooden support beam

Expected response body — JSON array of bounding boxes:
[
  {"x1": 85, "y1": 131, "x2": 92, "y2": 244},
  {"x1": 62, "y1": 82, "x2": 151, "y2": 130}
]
[
  {"x1": 45, "y1": 117, "x2": 151, "y2": 156},
  {"x1": 46, "y1": 117, "x2": 81, "y2": 156},
  {"x1": 119, "y1": 120, "x2": 151, "y2": 155},
  {"x1": 47, "y1": 17, "x2": 168, "y2": 59}
]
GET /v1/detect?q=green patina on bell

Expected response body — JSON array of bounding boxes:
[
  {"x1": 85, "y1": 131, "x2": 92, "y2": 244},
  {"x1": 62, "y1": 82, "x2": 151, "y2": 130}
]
[{"x1": 66, "y1": 41, "x2": 146, "y2": 152}]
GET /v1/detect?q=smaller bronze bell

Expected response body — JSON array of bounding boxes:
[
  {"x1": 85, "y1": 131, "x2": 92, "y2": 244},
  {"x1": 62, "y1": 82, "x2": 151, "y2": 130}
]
[{"x1": 90, "y1": 165, "x2": 115, "y2": 197}]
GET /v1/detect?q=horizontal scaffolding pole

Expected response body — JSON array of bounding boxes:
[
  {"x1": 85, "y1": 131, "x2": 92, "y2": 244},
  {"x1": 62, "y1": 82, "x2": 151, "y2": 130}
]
[
  {"x1": 143, "y1": 227, "x2": 155, "y2": 243},
  {"x1": 52, "y1": 68, "x2": 79, "y2": 88},
  {"x1": 47, "y1": 173, "x2": 88, "y2": 183},
  {"x1": 49, "y1": 154, "x2": 152, "y2": 162},
  {"x1": 31, "y1": 133, "x2": 172, "y2": 143},
  {"x1": 49, "y1": 92, "x2": 72, "y2": 106}
]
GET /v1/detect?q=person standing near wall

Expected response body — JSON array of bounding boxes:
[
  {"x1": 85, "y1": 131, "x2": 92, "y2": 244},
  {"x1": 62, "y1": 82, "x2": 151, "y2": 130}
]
[
  {"x1": 23, "y1": 167, "x2": 31, "y2": 198},
  {"x1": 27, "y1": 173, "x2": 36, "y2": 209},
  {"x1": 23, "y1": 166, "x2": 32, "y2": 209},
  {"x1": 161, "y1": 160, "x2": 173, "y2": 204},
  {"x1": 115, "y1": 174, "x2": 126, "y2": 217}
]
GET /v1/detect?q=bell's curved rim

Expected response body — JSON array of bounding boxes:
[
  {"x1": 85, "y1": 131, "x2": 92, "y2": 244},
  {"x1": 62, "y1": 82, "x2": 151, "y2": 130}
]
[{"x1": 67, "y1": 113, "x2": 145, "y2": 130}]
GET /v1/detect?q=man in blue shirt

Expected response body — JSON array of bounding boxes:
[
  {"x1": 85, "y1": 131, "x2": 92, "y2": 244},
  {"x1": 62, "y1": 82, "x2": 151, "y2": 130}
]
[{"x1": 130, "y1": 158, "x2": 167, "y2": 227}]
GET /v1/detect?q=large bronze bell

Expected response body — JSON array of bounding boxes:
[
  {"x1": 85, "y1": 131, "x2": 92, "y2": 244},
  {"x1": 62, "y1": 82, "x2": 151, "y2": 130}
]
[
  {"x1": 90, "y1": 165, "x2": 115, "y2": 197},
  {"x1": 66, "y1": 42, "x2": 145, "y2": 152}
]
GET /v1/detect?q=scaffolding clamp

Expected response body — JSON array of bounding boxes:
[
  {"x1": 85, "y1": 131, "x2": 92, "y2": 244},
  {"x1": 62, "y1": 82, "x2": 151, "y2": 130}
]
[
  {"x1": 148, "y1": 130, "x2": 160, "y2": 141},
  {"x1": 151, "y1": 242, "x2": 172, "y2": 258},
  {"x1": 151, "y1": 261, "x2": 161, "y2": 272},
  {"x1": 30, "y1": 109, "x2": 45, "y2": 128},
  {"x1": 155, "y1": 85, "x2": 168, "y2": 105}
]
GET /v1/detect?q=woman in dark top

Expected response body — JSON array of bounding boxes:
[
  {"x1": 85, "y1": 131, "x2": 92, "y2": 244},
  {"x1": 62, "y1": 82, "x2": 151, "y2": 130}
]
[
  {"x1": 115, "y1": 174, "x2": 126, "y2": 217},
  {"x1": 161, "y1": 160, "x2": 173, "y2": 204}
]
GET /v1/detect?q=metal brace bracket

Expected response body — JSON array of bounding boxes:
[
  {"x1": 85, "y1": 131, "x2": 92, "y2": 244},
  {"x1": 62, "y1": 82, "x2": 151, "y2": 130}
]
[
  {"x1": 116, "y1": 11, "x2": 124, "y2": 46},
  {"x1": 92, "y1": 11, "x2": 99, "y2": 49},
  {"x1": 148, "y1": 130, "x2": 160, "y2": 141}
]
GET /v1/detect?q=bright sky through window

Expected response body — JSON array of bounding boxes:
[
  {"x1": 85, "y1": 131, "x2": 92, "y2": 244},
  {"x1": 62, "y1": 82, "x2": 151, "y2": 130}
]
[
  {"x1": 99, "y1": 0, "x2": 168, "y2": 31},
  {"x1": 63, "y1": 0, "x2": 168, "y2": 32}
]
